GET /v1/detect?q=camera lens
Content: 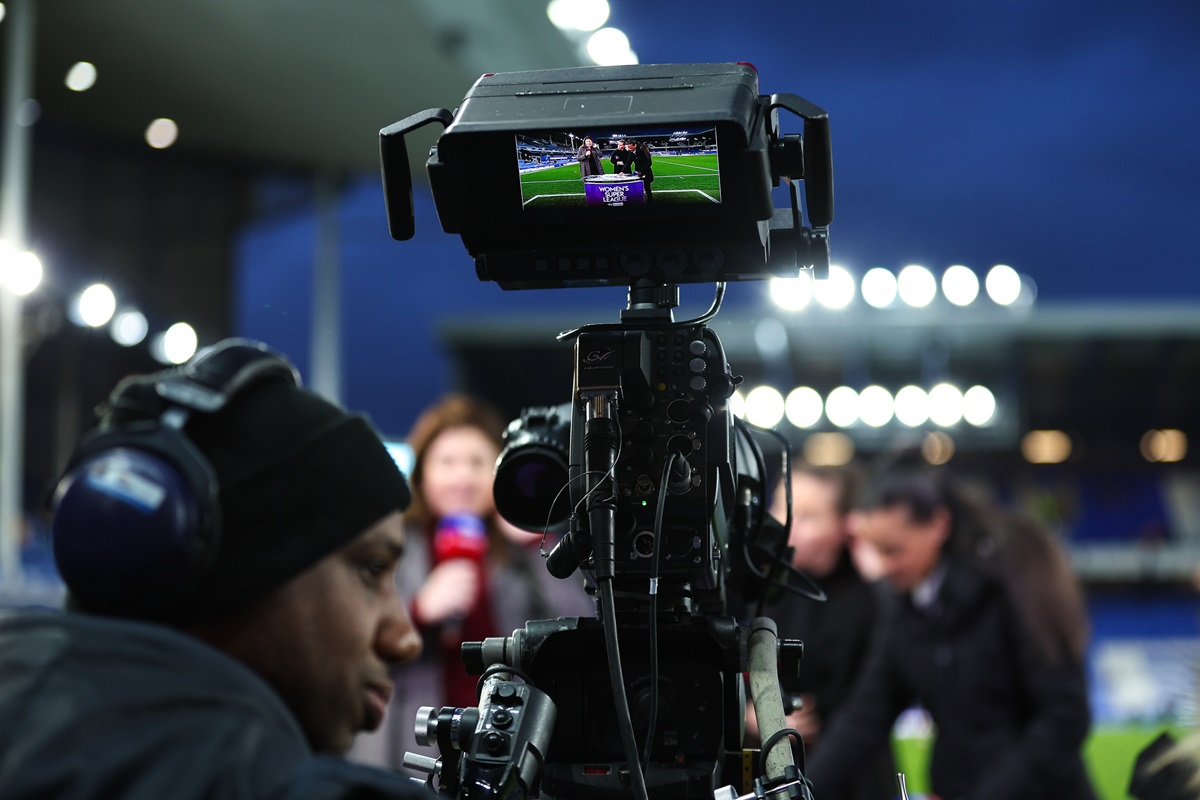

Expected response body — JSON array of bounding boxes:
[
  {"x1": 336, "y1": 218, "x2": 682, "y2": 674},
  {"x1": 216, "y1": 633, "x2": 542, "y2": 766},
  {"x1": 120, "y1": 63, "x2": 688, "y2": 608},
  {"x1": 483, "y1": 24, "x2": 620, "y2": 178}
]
[{"x1": 494, "y1": 445, "x2": 570, "y2": 532}]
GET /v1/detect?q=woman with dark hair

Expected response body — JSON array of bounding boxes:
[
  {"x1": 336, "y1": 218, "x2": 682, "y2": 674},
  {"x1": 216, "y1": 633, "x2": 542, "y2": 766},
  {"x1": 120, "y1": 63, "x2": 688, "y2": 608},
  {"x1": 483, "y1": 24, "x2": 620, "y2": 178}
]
[
  {"x1": 349, "y1": 394, "x2": 594, "y2": 769},
  {"x1": 806, "y1": 464, "x2": 1096, "y2": 800}
]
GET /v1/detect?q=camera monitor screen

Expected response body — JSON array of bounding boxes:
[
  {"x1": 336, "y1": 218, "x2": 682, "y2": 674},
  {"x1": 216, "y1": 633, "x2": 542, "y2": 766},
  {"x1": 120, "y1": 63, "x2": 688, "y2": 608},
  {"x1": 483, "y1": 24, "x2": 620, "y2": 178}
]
[{"x1": 516, "y1": 127, "x2": 721, "y2": 211}]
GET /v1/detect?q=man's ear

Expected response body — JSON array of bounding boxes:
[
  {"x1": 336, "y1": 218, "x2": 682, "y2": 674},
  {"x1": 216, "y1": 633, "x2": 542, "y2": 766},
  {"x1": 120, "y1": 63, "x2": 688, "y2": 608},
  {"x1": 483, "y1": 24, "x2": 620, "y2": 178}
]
[{"x1": 930, "y1": 506, "x2": 953, "y2": 546}]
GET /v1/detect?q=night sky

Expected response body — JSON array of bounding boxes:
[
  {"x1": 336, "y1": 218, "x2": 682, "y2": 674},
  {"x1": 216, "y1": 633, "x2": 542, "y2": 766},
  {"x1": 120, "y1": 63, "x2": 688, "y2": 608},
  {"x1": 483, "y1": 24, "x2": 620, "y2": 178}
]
[
  {"x1": 235, "y1": 0, "x2": 1200, "y2": 437},
  {"x1": 616, "y1": 0, "x2": 1200, "y2": 299}
]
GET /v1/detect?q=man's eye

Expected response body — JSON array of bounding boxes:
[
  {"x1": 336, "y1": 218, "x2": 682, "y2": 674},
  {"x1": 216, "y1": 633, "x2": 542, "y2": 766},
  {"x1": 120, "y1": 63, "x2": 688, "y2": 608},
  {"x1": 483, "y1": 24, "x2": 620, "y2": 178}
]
[{"x1": 361, "y1": 561, "x2": 389, "y2": 585}]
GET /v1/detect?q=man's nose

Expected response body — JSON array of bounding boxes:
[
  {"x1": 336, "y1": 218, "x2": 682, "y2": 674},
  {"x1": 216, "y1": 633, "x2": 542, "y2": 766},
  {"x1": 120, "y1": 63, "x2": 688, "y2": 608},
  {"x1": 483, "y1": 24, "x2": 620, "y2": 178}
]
[{"x1": 377, "y1": 595, "x2": 423, "y2": 665}]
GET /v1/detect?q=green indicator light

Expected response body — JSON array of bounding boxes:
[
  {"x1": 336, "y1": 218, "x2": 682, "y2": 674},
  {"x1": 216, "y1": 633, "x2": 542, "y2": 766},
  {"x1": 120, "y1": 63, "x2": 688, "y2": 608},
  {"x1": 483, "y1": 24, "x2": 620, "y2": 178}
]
[{"x1": 641, "y1": 500, "x2": 648, "y2": 506}]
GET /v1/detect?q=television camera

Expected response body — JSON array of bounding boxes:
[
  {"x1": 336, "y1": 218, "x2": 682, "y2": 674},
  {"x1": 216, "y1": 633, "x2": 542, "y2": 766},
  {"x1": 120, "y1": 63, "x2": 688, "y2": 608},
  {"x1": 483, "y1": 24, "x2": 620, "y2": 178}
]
[{"x1": 380, "y1": 62, "x2": 833, "y2": 800}]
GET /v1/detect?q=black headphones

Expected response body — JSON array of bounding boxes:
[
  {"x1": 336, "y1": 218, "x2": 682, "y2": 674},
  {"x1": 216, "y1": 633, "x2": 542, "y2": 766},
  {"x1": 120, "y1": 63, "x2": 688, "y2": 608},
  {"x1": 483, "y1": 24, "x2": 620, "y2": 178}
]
[{"x1": 50, "y1": 338, "x2": 300, "y2": 616}]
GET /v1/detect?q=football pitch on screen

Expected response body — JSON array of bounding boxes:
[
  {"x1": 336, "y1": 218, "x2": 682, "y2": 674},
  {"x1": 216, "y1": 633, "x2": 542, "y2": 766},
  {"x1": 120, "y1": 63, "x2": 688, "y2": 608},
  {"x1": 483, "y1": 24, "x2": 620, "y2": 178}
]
[{"x1": 520, "y1": 154, "x2": 721, "y2": 208}]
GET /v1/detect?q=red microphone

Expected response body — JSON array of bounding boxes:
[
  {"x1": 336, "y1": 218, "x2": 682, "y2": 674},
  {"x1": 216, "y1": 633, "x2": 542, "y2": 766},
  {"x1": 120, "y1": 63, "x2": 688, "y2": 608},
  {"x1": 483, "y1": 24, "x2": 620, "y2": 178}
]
[
  {"x1": 433, "y1": 513, "x2": 488, "y2": 563},
  {"x1": 432, "y1": 513, "x2": 489, "y2": 646}
]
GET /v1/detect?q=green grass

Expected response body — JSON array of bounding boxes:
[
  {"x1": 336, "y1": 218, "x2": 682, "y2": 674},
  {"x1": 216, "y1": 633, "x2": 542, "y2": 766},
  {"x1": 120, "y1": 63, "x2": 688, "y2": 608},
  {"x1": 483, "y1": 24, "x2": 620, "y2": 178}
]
[
  {"x1": 519, "y1": 154, "x2": 721, "y2": 208},
  {"x1": 891, "y1": 727, "x2": 1185, "y2": 800}
]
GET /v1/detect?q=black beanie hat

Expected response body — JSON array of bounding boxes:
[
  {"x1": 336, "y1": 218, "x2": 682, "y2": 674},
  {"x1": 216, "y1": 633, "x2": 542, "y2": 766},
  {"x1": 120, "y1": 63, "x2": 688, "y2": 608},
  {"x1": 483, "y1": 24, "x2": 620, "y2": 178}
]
[
  {"x1": 71, "y1": 353, "x2": 410, "y2": 624},
  {"x1": 182, "y1": 378, "x2": 410, "y2": 621}
]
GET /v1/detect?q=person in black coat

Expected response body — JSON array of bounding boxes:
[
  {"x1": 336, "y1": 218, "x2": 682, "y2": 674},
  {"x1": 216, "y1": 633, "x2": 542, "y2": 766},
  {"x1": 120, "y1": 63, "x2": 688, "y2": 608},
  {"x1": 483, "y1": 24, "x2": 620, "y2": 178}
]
[
  {"x1": 632, "y1": 142, "x2": 654, "y2": 201},
  {"x1": 756, "y1": 464, "x2": 894, "y2": 800},
  {"x1": 806, "y1": 464, "x2": 1096, "y2": 800},
  {"x1": 610, "y1": 139, "x2": 633, "y2": 175},
  {"x1": 576, "y1": 136, "x2": 604, "y2": 178}
]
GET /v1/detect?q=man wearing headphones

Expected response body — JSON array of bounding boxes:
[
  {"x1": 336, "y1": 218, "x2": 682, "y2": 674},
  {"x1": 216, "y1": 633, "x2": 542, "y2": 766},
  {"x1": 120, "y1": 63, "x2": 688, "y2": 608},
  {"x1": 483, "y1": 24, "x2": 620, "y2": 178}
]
[{"x1": 0, "y1": 339, "x2": 427, "y2": 799}]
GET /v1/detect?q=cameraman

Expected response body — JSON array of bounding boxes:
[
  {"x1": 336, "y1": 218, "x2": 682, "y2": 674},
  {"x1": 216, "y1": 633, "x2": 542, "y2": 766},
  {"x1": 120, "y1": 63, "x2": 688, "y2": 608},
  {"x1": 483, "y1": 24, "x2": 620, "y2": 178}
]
[{"x1": 0, "y1": 339, "x2": 427, "y2": 799}]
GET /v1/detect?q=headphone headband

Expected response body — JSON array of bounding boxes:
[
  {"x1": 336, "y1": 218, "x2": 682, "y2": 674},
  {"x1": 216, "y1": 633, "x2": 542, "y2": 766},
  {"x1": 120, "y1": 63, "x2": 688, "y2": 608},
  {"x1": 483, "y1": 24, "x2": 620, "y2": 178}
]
[{"x1": 51, "y1": 338, "x2": 302, "y2": 619}]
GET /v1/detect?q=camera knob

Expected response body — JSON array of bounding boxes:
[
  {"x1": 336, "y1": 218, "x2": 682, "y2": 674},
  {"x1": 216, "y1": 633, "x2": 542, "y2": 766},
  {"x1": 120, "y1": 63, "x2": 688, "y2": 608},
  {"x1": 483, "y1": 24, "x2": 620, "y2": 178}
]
[{"x1": 688, "y1": 340, "x2": 707, "y2": 356}]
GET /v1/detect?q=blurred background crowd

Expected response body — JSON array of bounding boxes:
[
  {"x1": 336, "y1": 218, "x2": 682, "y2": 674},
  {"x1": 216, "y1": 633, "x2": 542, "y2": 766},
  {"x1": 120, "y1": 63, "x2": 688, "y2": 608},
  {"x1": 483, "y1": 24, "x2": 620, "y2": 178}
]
[{"x1": 2, "y1": 1, "x2": 1199, "y2": 798}]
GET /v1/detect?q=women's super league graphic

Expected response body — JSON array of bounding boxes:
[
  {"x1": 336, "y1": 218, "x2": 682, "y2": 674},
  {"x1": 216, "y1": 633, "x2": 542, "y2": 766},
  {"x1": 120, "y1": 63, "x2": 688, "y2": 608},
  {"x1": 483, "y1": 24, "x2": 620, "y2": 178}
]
[{"x1": 516, "y1": 127, "x2": 721, "y2": 210}]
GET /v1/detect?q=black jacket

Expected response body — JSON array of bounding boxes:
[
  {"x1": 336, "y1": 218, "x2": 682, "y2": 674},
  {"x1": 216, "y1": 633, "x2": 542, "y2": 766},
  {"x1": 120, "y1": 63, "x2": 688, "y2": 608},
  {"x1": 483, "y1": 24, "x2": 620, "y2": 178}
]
[
  {"x1": 769, "y1": 551, "x2": 881, "y2": 716},
  {"x1": 806, "y1": 558, "x2": 1096, "y2": 800},
  {"x1": 765, "y1": 551, "x2": 894, "y2": 800},
  {"x1": 610, "y1": 148, "x2": 633, "y2": 175},
  {"x1": 0, "y1": 609, "x2": 426, "y2": 799}
]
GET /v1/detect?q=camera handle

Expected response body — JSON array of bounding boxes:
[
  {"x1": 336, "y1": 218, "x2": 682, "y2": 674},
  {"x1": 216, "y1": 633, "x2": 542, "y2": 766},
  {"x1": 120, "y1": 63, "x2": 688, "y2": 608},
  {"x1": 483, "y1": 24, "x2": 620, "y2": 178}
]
[
  {"x1": 711, "y1": 617, "x2": 811, "y2": 800},
  {"x1": 379, "y1": 107, "x2": 453, "y2": 241},
  {"x1": 762, "y1": 93, "x2": 832, "y2": 279},
  {"x1": 747, "y1": 618, "x2": 796, "y2": 778}
]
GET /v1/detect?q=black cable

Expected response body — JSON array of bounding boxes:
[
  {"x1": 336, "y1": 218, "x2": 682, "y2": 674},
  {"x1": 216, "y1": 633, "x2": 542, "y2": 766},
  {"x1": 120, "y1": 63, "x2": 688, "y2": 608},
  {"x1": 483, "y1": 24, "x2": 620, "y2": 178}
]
[
  {"x1": 640, "y1": 450, "x2": 677, "y2": 773},
  {"x1": 758, "y1": 727, "x2": 807, "y2": 779},
  {"x1": 754, "y1": 431, "x2": 787, "y2": 618},
  {"x1": 556, "y1": 282, "x2": 727, "y2": 341},
  {"x1": 740, "y1": 540, "x2": 827, "y2": 604},
  {"x1": 599, "y1": 577, "x2": 651, "y2": 800}
]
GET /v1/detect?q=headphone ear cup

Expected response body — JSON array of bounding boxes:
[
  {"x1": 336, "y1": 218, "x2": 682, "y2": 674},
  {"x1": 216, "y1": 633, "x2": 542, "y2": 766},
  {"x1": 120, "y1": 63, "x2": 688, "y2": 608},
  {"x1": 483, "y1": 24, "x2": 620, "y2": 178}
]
[{"x1": 51, "y1": 447, "x2": 215, "y2": 614}]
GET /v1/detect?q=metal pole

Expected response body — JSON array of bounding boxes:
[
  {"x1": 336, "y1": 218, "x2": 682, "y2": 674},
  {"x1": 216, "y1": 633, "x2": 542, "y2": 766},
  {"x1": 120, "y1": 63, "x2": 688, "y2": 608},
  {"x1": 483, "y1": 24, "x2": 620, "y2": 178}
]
[
  {"x1": 0, "y1": 0, "x2": 37, "y2": 585},
  {"x1": 309, "y1": 171, "x2": 342, "y2": 403}
]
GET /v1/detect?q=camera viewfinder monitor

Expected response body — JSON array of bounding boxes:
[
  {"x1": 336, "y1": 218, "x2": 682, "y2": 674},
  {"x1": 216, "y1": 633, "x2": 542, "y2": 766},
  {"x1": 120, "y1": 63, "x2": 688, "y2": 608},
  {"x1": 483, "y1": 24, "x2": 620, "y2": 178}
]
[{"x1": 516, "y1": 128, "x2": 721, "y2": 210}]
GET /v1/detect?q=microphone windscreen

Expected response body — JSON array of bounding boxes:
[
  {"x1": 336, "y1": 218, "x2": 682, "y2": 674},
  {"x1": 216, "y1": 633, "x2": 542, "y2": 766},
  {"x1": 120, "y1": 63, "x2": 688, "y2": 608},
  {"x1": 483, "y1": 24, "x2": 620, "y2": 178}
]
[{"x1": 433, "y1": 513, "x2": 488, "y2": 562}]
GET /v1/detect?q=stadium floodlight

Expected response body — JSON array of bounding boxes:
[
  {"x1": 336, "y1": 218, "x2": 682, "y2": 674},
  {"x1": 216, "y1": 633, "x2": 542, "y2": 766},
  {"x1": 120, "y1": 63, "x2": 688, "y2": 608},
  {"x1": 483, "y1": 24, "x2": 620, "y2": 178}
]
[
  {"x1": 110, "y1": 310, "x2": 149, "y2": 347},
  {"x1": 861, "y1": 267, "x2": 897, "y2": 308},
  {"x1": 146, "y1": 118, "x2": 179, "y2": 149},
  {"x1": 941, "y1": 265, "x2": 979, "y2": 306},
  {"x1": 1141, "y1": 429, "x2": 1187, "y2": 463},
  {"x1": 729, "y1": 389, "x2": 746, "y2": 420},
  {"x1": 897, "y1": 264, "x2": 937, "y2": 308},
  {"x1": 804, "y1": 432, "x2": 855, "y2": 467},
  {"x1": 547, "y1": 0, "x2": 610, "y2": 31},
  {"x1": 769, "y1": 273, "x2": 813, "y2": 311},
  {"x1": 986, "y1": 264, "x2": 1021, "y2": 306},
  {"x1": 894, "y1": 385, "x2": 930, "y2": 427},
  {"x1": 586, "y1": 28, "x2": 637, "y2": 66},
  {"x1": 962, "y1": 385, "x2": 996, "y2": 426},
  {"x1": 745, "y1": 385, "x2": 785, "y2": 428},
  {"x1": 825, "y1": 386, "x2": 859, "y2": 428},
  {"x1": 65, "y1": 61, "x2": 97, "y2": 92},
  {"x1": 858, "y1": 385, "x2": 894, "y2": 427},
  {"x1": 1021, "y1": 430, "x2": 1071, "y2": 464},
  {"x1": 922, "y1": 431, "x2": 955, "y2": 465},
  {"x1": 0, "y1": 246, "x2": 43, "y2": 296},
  {"x1": 152, "y1": 322, "x2": 198, "y2": 365},
  {"x1": 814, "y1": 264, "x2": 855, "y2": 310},
  {"x1": 1013, "y1": 272, "x2": 1038, "y2": 309},
  {"x1": 785, "y1": 386, "x2": 823, "y2": 428},
  {"x1": 73, "y1": 283, "x2": 117, "y2": 328},
  {"x1": 928, "y1": 383, "x2": 964, "y2": 426},
  {"x1": 754, "y1": 317, "x2": 788, "y2": 358}
]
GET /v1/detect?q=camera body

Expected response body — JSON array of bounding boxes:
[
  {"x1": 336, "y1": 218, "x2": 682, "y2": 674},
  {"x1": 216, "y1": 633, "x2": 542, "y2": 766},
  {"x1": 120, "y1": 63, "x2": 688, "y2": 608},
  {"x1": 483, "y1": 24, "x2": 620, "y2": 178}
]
[{"x1": 381, "y1": 62, "x2": 830, "y2": 800}]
